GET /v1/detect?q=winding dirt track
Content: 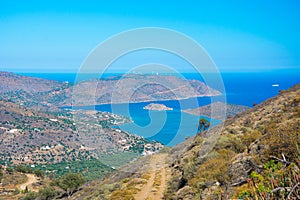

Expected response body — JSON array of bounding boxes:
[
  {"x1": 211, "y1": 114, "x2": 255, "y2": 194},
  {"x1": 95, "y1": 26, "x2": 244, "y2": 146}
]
[
  {"x1": 19, "y1": 174, "x2": 38, "y2": 192},
  {"x1": 134, "y1": 153, "x2": 169, "y2": 200}
]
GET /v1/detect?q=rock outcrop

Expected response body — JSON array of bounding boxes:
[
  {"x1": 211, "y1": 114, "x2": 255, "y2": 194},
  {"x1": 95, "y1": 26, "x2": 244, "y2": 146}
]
[{"x1": 143, "y1": 103, "x2": 173, "y2": 111}]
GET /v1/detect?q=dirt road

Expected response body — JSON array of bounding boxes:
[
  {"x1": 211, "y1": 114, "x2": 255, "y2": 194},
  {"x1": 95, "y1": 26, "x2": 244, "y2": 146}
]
[
  {"x1": 134, "y1": 153, "x2": 169, "y2": 200},
  {"x1": 19, "y1": 174, "x2": 38, "y2": 192}
]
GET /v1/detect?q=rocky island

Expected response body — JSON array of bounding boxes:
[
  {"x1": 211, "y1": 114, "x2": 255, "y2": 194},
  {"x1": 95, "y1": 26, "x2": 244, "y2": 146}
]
[{"x1": 143, "y1": 103, "x2": 173, "y2": 111}]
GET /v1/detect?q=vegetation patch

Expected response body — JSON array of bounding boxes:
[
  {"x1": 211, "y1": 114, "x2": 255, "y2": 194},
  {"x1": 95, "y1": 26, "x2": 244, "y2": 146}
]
[{"x1": 34, "y1": 158, "x2": 114, "y2": 181}]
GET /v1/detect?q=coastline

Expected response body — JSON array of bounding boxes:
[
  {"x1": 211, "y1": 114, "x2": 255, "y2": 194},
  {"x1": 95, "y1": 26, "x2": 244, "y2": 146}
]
[{"x1": 60, "y1": 93, "x2": 222, "y2": 108}]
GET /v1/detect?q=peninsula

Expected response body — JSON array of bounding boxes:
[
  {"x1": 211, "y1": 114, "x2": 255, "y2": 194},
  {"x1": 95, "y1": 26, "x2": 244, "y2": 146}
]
[
  {"x1": 183, "y1": 102, "x2": 249, "y2": 119},
  {"x1": 0, "y1": 72, "x2": 221, "y2": 108}
]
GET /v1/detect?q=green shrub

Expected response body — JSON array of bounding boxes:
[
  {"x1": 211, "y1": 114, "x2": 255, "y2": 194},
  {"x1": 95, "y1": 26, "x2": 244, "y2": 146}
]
[
  {"x1": 13, "y1": 188, "x2": 20, "y2": 195},
  {"x1": 37, "y1": 187, "x2": 57, "y2": 200},
  {"x1": 241, "y1": 130, "x2": 262, "y2": 147},
  {"x1": 6, "y1": 167, "x2": 14, "y2": 174},
  {"x1": 260, "y1": 120, "x2": 300, "y2": 163},
  {"x1": 214, "y1": 134, "x2": 244, "y2": 153},
  {"x1": 19, "y1": 192, "x2": 37, "y2": 200},
  {"x1": 235, "y1": 160, "x2": 300, "y2": 199},
  {"x1": 15, "y1": 165, "x2": 33, "y2": 173},
  {"x1": 110, "y1": 189, "x2": 134, "y2": 200},
  {"x1": 57, "y1": 173, "x2": 85, "y2": 197},
  {"x1": 34, "y1": 169, "x2": 44, "y2": 178}
]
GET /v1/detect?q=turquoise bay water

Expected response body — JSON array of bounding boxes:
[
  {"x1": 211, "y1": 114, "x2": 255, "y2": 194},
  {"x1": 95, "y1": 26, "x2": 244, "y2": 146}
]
[{"x1": 77, "y1": 100, "x2": 221, "y2": 146}]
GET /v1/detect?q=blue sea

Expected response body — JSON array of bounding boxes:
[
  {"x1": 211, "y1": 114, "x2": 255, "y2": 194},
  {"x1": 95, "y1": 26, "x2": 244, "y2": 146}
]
[{"x1": 20, "y1": 70, "x2": 300, "y2": 146}]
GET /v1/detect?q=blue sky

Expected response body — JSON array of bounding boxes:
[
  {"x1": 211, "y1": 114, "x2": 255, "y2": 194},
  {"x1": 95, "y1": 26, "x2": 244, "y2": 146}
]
[{"x1": 0, "y1": 0, "x2": 300, "y2": 73}]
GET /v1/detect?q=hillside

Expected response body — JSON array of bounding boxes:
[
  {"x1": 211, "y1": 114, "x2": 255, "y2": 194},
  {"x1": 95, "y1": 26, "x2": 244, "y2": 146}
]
[
  {"x1": 0, "y1": 100, "x2": 162, "y2": 166},
  {"x1": 0, "y1": 72, "x2": 69, "y2": 111},
  {"x1": 0, "y1": 72, "x2": 64, "y2": 94},
  {"x1": 57, "y1": 74, "x2": 221, "y2": 106},
  {"x1": 164, "y1": 84, "x2": 300, "y2": 199}
]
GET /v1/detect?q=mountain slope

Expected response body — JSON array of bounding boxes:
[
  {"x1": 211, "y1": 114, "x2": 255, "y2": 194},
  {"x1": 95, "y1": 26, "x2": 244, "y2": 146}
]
[
  {"x1": 0, "y1": 71, "x2": 63, "y2": 94},
  {"x1": 58, "y1": 74, "x2": 221, "y2": 106},
  {"x1": 0, "y1": 100, "x2": 161, "y2": 166},
  {"x1": 0, "y1": 71, "x2": 68, "y2": 111},
  {"x1": 164, "y1": 84, "x2": 300, "y2": 199}
]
